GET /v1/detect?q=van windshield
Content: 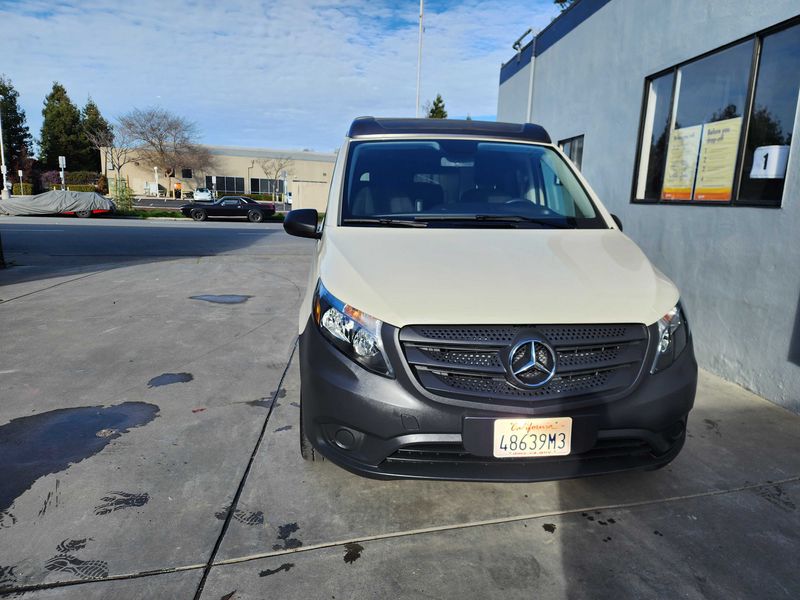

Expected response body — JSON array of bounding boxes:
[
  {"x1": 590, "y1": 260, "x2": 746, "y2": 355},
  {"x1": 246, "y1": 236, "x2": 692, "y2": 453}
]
[{"x1": 340, "y1": 139, "x2": 606, "y2": 229}]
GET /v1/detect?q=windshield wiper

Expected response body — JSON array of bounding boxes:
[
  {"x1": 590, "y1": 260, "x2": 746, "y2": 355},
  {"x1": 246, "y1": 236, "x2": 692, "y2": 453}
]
[
  {"x1": 343, "y1": 218, "x2": 428, "y2": 227},
  {"x1": 413, "y1": 214, "x2": 571, "y2": 229}
]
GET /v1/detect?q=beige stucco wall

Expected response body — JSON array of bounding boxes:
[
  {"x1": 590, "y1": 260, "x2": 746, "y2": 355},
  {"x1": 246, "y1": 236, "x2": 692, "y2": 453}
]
[{"x1": 101, "y1": 145, "x2": 337, "y2": 211}]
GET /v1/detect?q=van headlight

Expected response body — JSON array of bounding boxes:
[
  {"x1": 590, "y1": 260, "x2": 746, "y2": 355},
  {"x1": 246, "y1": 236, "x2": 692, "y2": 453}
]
[
  {"x1": 313, "y1": 281, "x2": 394, "y2": 377},
  {"x1": 651, "y1": 303, "x2": 689, "y2": 373}
]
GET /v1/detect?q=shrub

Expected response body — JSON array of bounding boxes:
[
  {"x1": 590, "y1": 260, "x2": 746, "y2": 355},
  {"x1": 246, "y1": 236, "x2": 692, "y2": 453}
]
[
  {"x1": 109, "y1": 177, "x2": 134, "y2": 211},
  {"x1": 66, "y1": 184, "x2": 95, "y2": 192},
  {"x1": 40, "y1": 170, "x2": 61, "y2": 188},
  {"x1": 96, "y1": 174, "x2": 109, "y2": 194},
  {"x1": 66, "y1": 171, "x2": 99, "y2": 185},
  {"x1": 12, "y1": 183, "x2": 33, "y2": 195}
]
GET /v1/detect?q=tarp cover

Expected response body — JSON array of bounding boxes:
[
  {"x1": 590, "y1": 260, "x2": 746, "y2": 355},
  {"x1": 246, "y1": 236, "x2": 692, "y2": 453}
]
[{"x1": 0, "y1": 190, "x2": 114, "y2": 216}]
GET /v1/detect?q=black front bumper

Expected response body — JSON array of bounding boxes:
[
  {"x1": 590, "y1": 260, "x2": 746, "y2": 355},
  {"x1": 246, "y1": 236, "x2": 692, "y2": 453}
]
[{"x1": 299, "y1": 317, "x2": 697, "y2": 482}]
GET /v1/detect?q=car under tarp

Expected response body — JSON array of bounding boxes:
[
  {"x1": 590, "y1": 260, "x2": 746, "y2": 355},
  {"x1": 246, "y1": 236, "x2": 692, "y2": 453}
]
[{"x1": 0, "y1": 190, "x2": 115, "y2": 217}]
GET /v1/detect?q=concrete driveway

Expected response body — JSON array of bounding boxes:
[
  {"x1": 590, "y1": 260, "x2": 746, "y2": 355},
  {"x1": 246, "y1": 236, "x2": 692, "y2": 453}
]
[{"x1": 0, "y1": 216, "x2": 798, "y2": 599}]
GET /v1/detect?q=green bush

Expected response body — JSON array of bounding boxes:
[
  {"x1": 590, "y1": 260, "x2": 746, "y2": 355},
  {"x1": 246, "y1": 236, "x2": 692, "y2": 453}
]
[
  {"x1": 109, "y1": 177, "x2": 133, "y2": 211},
  {"x1": 12, "y1": 183, "x2": 33, "y2": 195},
  {"x1": 65, "y1": 171, "x2": 99, "y2": 185},
  {"x1": 66, "y1": 184, "x2": 95, "y2": 192}
]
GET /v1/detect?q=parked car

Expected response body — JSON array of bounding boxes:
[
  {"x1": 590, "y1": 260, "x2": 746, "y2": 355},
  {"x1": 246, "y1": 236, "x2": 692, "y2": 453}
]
[
  {"x1": 0, "y1": 190, "x2": 115, "y2": 218},
  {"x1": 193, "y1": 188, "x2": 214, "y2": 201},
  {"x1": 180, "y1": 196, "x2": 276, "y2": 222},
  {"x1": 283, "y1": 117, "x2": 697, "y2": 482}
]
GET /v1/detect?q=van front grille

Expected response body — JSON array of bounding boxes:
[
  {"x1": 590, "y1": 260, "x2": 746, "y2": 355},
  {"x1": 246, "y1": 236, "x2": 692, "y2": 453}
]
[{"x1": 399, "y1": 323, "x2": 648, "y2": 403}]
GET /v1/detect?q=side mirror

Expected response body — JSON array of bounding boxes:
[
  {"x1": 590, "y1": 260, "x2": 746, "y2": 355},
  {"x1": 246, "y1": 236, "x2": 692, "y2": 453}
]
[
  {"x1": 610, "y1": 214, "x2": 623, "y2": 232},
  {"x1": 284, "y1": 208, "x2": 321, "y2": 239}
]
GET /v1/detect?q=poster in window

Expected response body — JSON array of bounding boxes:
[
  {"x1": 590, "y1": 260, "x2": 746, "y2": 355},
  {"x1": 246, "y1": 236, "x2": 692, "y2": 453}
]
[
  {"x1": 661, "y1": 125, "x2": 702, "y2": 200},
  {"x1": 694, "y1": 117, "x2": 742, "y2": 201}
]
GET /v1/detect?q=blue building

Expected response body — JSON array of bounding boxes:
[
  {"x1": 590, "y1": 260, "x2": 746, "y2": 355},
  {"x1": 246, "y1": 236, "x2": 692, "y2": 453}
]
[{"x1": 498, "y1": 0, "x2": 800, "y2": 411}]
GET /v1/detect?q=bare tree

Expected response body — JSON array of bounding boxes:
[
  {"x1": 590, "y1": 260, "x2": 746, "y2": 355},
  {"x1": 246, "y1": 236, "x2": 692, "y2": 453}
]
[
  {"x1": 85, "y1": 123, "x2": 136, "y2": 176},
  {"x1": 118, "y1": 107, "x2": 213, "y2": 198},
  {"x1": 84, "y1": 123, "x2": 138, "y2": 208},
  {"x1": 258, "y1": 156, "x2": 293, "y2": 202}
]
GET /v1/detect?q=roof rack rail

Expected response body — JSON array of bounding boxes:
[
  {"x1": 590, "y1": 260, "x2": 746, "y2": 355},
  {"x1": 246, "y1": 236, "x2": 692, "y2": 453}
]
[{"x1": 348, "y1": 117, "x2": 551, "y2": 143}]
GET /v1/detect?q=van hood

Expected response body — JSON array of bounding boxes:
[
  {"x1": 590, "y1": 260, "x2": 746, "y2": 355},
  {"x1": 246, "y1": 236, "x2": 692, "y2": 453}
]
[{"x1": 318, "y1": 227, "x2": 678, "y2": 328}]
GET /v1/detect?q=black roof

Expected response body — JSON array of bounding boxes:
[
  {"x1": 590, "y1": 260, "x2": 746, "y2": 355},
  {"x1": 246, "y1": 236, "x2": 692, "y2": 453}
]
[{"x1": 348, "y1": 117, "x2": 551, "y2": 144}]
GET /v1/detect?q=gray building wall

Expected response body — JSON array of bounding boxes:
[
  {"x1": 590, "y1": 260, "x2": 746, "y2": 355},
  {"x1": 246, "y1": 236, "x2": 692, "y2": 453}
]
[{"x1": 498, "y1": 0, "x2": 800, "y2": 412}]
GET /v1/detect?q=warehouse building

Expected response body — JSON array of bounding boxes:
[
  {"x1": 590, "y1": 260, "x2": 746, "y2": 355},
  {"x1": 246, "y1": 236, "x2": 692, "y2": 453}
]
[
  {"x1": 498, "y1": 0, "x2": 800, "y2": 411},
  {"x1": 102, "y1": 145, "x2": 337, "y2": 211}
]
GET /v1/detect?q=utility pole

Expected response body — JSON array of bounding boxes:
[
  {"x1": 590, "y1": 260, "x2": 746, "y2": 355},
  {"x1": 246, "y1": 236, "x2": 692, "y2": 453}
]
[
  {"x1": 0, "y1": 100, "x2": 8, "y2": 200},
  {"x1": 415, "y1": 0, "x2": 424, "y2": 118}
]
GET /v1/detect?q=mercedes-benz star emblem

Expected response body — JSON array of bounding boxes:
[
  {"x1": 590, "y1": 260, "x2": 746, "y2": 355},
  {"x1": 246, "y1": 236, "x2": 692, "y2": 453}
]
[{"x1": 508, "y1": 339, "x2": 557, "y2": 388}]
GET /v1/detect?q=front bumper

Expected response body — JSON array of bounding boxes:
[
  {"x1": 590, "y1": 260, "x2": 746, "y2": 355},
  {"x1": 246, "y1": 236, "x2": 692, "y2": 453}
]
[{"x1": 299, "y1": 317, "x2": 697, "y2": 482}]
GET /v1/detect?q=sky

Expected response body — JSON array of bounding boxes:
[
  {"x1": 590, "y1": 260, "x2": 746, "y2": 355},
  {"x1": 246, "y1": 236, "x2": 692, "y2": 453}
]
[{"x1": 1, "y1": 0, "x2": 559, "y2": 153}]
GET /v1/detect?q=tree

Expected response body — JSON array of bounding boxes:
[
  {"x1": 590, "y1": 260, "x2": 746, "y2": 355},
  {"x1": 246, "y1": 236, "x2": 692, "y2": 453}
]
[
  {"x1": 259, "y1": 156, "x2": 293, "y2": 201},
  {"x1": 39, "y1": 82, "x2": 90, "y2": 170},
  {"x1": 0, "y1": 75, "x2": 34, "y2": 180},
  {"x1": 425, "y1": 94, "x2": 448, "y2": 119},
  {"x1": 554, "y1": 0, "x2": 576, "y2": 10},
  {"x1": 118, "y1": 107, "x2": 213, "y2": 198},
  {"x1": 80, "y1": 97, "x2": 110, "y2": 172},
  {"x1": 85, "y1": 121, "x2": 137, "y2": 208}
]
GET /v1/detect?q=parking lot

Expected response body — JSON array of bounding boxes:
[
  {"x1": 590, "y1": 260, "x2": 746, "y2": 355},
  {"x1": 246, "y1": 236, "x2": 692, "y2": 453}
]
[{"x1": 1, "y1": 216, "x2": 799, "y2": 599}]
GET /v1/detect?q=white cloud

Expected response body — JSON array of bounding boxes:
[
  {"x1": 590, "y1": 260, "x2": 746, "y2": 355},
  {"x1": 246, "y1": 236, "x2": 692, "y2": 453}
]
[{"x1": 1, "y1": 0, "x2": 558, "y2": 151}]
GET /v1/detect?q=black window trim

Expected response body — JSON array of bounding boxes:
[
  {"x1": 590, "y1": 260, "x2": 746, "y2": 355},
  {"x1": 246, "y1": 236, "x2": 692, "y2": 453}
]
[
  {"x1": 558, "y1": 134, "x2": 585, "y2": 169},
  {"x1": 630, "y1": 14, "x2": 800, "y2": 209}
]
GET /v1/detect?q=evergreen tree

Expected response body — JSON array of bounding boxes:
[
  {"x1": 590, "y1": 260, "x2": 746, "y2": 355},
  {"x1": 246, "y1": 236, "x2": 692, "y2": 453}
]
[
  {"x1": 39, "y1": 82, "x2": 87, "y2": 170},
  {"x1": 426, "y1": 94, "x2": 448, "y2": 119},
  {"x1": 0, "y1": 75, "x2": 33, "y2": 178},
  {"x1": 80, "y1": 97, "x2": 110, "y2": 171}
]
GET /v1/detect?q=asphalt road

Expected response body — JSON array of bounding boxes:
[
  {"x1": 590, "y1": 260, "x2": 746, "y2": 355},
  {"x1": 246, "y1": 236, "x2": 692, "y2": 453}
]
[{"x1": 1, "y1": 216, "x2": 799, "y2": 599}]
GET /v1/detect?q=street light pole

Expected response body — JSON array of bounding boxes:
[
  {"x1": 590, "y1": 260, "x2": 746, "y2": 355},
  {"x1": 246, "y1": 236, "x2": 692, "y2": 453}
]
[
  {"x1": 415, "y1": 0, "x2": 424, "y2": 118},
  {"x1": 0, "y1": 99, "x2": 9, "y2": 200}
]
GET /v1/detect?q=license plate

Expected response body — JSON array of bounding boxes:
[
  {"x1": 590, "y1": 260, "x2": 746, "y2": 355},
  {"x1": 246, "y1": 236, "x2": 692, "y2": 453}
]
[{"x1": 493, "y1": 417, "x2": 572, "y2": 458}]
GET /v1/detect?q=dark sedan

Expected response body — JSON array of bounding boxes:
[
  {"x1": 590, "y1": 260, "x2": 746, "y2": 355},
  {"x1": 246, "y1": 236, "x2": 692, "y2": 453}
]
[{"x1": 180, "y1": 196, "x2": 276, "y2": 222}]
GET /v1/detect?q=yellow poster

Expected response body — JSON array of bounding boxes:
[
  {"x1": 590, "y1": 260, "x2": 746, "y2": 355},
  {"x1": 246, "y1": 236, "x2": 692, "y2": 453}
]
[
  {"x1": 694, "y1": 116, "x2": 742, "y2": 201},
  {"x1": 661, "y1": 125, "x2": 702, "y2": 200}
]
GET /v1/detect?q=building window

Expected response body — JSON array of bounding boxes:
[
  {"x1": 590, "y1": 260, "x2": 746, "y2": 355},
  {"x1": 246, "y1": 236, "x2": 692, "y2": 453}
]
[
  {"x1": 181, "y1": 168, "x2": 193, "y2": 179},
  {"x1": 559, "y1": 135, "x2": 584, "y2": 170},
  {"x1": 206, "y1": 175, "x2": 244, "y2": 194},
  {"x1": 633, "y1": 20, "x2": 800, "y2": 207},
  {"x1": 250, "y1": 178, "x2": 285, "y2": 195},
  {"x1": 739, "y1": 24, "x2": 800, "y2": 206}
]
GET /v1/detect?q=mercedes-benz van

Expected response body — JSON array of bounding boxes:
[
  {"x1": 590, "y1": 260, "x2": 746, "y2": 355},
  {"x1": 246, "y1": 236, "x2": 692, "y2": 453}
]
[{"x1": 283, "y1": 117, "x2": 697, "y2": 481}]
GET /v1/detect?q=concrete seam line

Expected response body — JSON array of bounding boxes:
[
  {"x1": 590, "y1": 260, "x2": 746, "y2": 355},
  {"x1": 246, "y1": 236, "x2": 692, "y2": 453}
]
[
  {"x1": 1, "y1": 474, "x2": 796, "y2": 596},
  {"x1": 0, "y1": 563, "x2": 207, "y2": 596},
  {"x1": 191, "y1": 338, "x2": 299, "y2": 600},
  {"x1": 209, "y1": 474, "x2": 800, "y2": 568},
  {"x1": 0, "y1": 270, "x2": 101, "y2": 304}
]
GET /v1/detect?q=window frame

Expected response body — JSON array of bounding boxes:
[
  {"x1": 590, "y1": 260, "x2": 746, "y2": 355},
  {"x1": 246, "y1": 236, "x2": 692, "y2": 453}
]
[{"x1": 630, "y1": 15, "x2": 800, "y2": 209}]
